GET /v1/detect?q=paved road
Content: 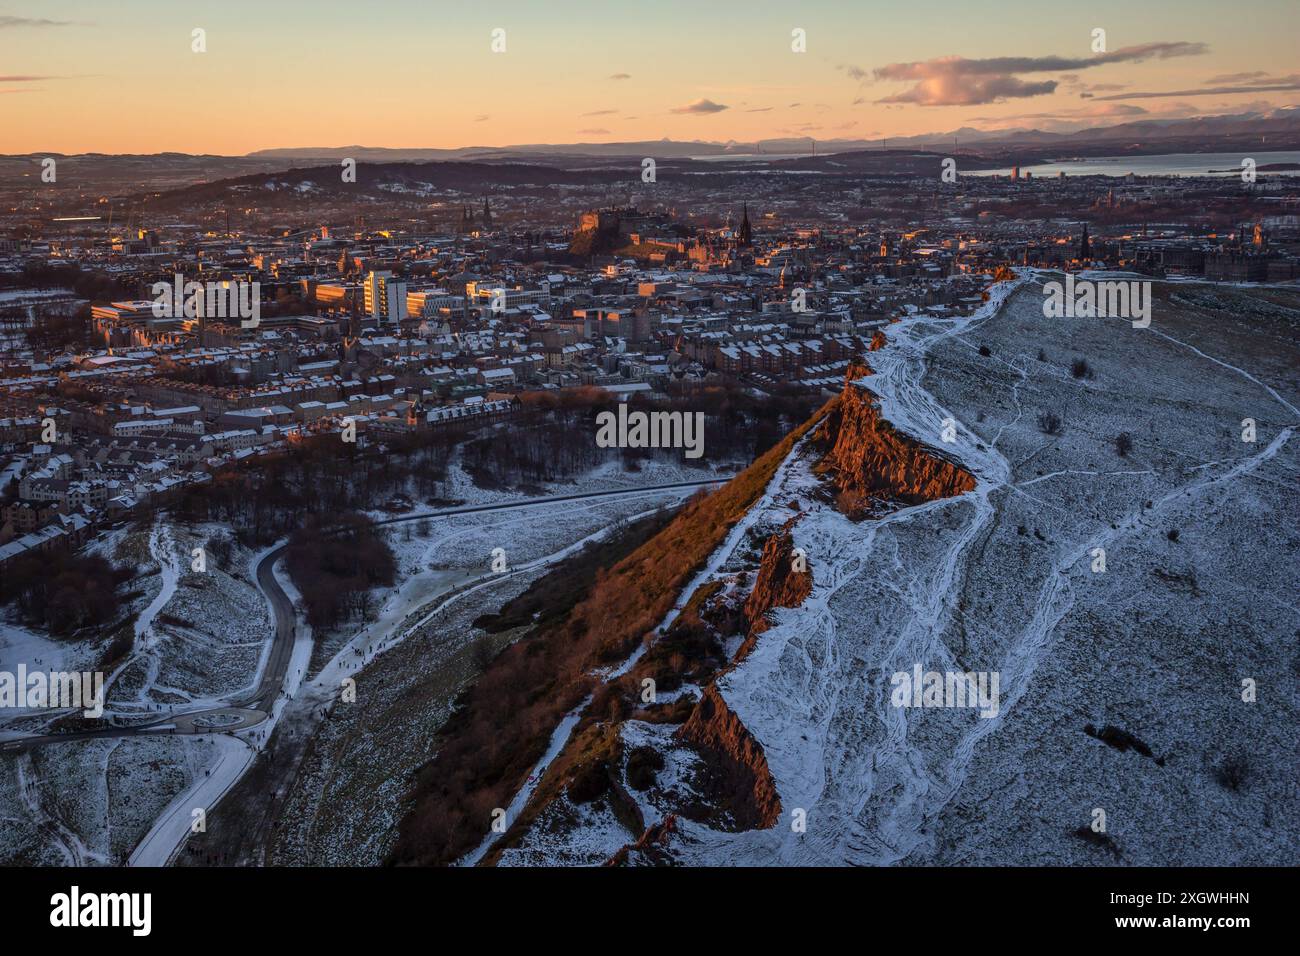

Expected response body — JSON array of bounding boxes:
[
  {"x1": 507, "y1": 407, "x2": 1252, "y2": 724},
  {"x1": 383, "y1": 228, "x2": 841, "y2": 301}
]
[{"x1": 0, "y1": 477, "x2": 728, "y2": 753}]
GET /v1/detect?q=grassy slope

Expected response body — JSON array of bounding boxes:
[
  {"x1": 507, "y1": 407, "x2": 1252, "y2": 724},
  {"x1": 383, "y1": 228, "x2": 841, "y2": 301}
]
[{"x1": 389, "y1": 394, "x2": 838, "y2": 865}]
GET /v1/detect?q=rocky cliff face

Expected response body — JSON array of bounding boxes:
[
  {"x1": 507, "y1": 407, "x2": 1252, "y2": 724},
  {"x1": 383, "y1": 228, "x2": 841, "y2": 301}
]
[
  {"x1": 815, "y1": 375, "x2": 975, "y2": 514},
  {"x1": 675, "y1": 684, "x2": 782, "y2": 830},
  {"x1": 606, "y1": 814, "x2": 679, "y2": 867},
  {"x1": 740, "y1": 521, "x2": 812, "y2": 657},
  {"x1": 486, "y1": 352, "x2": 985, "y2": 863},
  {"x1": 632, "y1": 366, "x2": 978, "y2": 845}
]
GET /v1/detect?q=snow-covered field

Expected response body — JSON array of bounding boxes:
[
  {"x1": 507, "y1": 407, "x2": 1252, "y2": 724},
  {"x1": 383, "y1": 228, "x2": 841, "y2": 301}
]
[
  {"x1": 110, "y1": 523, "x2": 270, "y2": 712},
  {"x1": 0, "y1": 520, "x2": 272, "y2": 864},
  {"x1": 0, "y1": 734, "x2": 228, "y2": 866},
  {"x1": 603, "y1": 275, "x2": 1297, "y2": 866}
]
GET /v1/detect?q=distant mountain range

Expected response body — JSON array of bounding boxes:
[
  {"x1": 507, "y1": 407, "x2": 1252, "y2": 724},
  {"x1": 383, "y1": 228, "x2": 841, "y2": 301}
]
[
  {"x1": 244, "y1": 108, "x2": 1300, "y2": 163},
  {"x1": 6, "y1": 108, "x2": 1297, "y2": 205}
]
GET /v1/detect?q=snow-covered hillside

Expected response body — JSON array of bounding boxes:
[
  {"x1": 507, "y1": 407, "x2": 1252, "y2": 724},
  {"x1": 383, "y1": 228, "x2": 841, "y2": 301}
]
[{"x1": 502, "y1": 275, "x2": 1298, "y2": 867}]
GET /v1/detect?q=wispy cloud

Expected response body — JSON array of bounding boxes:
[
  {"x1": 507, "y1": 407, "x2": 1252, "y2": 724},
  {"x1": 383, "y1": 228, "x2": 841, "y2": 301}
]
[
  {"x1": 671, "y1": 98, "x2": 728, "y2": 114},
  {"x1": 0, "y1": 15, "x2": 74, "y2": 29},
  {"x1": 577, "y1": 128, "x2": 610, "y2": 135},
  {"x1": 1059, "y1": 73, "x2": 1129, "y2": 97},
  {"x1": 873, "y1": 42, "x2": 1208, "y2": 106},
  {"x1": 1207, "y1": 71, "x2": 1270, "y2": 84},
  {"x1": 608, "y1": 73, "x2": 631, "y2": 80},
  {"x1": 1097, "y1": 79, "x2": 1300, "y2": 100},
  {"x1": 968, "y1": 99, "x2": 1229, "y2": 131},
  {"x1": 582, "y1": 109, "x2": 616, "y2": 116}
]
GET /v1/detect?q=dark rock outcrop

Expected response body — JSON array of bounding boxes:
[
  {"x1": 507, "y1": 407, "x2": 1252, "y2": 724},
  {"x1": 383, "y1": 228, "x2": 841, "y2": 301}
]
[
  {"x1": 675, "y1": 685, "x2": 782, "y2": 830},
  {"x1": 739, "y1": 521, "x2": 812, "y2": 659},
  {"x1": 1085, "y1": 723, "x2": 1166, "y2": 766}
]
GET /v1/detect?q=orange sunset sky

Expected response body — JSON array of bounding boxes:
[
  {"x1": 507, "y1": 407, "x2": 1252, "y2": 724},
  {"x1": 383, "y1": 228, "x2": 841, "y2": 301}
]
[{"x1": 2, "y1": 0, "x2": 1298, "y2": 155}]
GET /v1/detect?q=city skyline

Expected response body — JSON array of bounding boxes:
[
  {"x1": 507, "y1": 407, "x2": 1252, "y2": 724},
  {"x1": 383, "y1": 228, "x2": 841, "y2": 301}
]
[{"x1": 2, "y1": 0, "x2": 1300, "y2": 154}]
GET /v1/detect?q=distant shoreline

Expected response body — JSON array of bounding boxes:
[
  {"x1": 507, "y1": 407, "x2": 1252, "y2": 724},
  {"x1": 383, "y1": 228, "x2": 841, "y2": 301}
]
[{"x1": 967, "y1": 150, "x2": 1300, "y2": 179}]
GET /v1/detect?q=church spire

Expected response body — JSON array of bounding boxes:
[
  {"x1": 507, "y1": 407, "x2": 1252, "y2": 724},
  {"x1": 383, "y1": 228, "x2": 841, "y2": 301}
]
[{"x1": 738, "y1": 202, "x2": 752, "y2": 248}]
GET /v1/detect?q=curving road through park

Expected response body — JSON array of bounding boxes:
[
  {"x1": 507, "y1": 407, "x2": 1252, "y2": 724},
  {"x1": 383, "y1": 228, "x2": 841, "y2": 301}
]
[{"x1": 0, "y1": 478, "x2": 728, "y2": 754}]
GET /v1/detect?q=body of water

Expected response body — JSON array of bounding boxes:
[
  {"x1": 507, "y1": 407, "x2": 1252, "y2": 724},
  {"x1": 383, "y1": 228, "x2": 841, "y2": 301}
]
[
  {"x1": 967, "y1": 150, "x2": 1300, "y2": 178},
  {"x1": 688, "y1": 152, "x2": 821, "y2": 162}
]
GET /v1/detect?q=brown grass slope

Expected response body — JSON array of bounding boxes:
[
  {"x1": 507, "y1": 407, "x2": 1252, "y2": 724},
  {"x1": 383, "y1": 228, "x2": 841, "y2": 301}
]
[{"x1": 387, "y1": 395, "x2": 836, "y2": 866}]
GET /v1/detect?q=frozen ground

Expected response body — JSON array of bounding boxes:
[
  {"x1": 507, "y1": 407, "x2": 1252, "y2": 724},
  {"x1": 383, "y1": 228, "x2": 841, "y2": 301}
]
[
  {"x1": 0, "y1": 734, "x2": 227, "y2": 866},
  {"x1": 108, "y1": 523, "x2": 270, "y2": 714},
  {"x1": 495, "y1": 716, "x2": 709, "y2": 867},
  {"x1": 607, "y1": 274, "x2": 1297, "y2": 866},
  {"x1": 0, "y1": 520, "x2": 272, "y2": 864},
  {"x1": 258, "y1": 488, "x2": 699, "y2": 866}
]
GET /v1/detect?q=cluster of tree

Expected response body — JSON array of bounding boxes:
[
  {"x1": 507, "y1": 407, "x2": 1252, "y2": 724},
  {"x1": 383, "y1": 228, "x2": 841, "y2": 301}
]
[
  {"x1": 2, "y1": 262, "x2": 134, "y2": 301},
  {"x1": 461, "y1": 414, "x2": 614, "y2": 487},
  {"x1": 164, "y1": 379, "x2": 818, "y2": 538},
  {"x1": 283, "y1": 513, "x2": 397, "y2": 632},
  {"x1": 461, "y1": 382, "x2": 820, "y2": 488},
  {"x1": 0, "y1": 551, "x2": 133, "y2": 636},
  {"x1": 204, "y1": 530, "x2": 237, "y2": 568},
  {"x1": 170, "y1": 430, "x2": 458, "y2": 546},
  {"x1": 26, "y1": 303, "x2": 95, "y2": 353}
]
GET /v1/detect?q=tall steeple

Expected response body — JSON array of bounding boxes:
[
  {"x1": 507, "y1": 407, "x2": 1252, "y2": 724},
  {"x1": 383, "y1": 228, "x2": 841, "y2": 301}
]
[
  {"x1": 481, "y1": 197, "x2": 492, "y2": 229},
  {"x1": 1079, "y1": 222, "x2": 1091, "y2": 261},
  {"x1": 737, "y1": 202, "x2": 753, "y2": 248}
]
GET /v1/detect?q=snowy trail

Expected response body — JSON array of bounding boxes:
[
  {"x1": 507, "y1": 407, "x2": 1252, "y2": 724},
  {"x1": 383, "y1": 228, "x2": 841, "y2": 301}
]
[
  {"x1": 838, "y1": 275, "x2": 1294, "y2": 864},
  {"x1": 103, "y1": 520, "x2": 180, "y2": 711},
  {"x1": 457, "y1": 698, "x2": 592, "y2": 867},
  {"x1": 136, "y1": 523, "x2": 180, "y2": 638},
  {"x1": 15, "y1": 752, "x2": 102, "y2": 866},
  {"x1": 769, "y1": 282, "x2": 1027, "y2": 863},
  {"x1": 1143, "y1": 324, "x2": 1299, "y2": 419},
  {"x1": 582, "y1": 278, "x2": 1036, "y2": 866},
  {"x1": 129, "y1": 735, "x2": 255, "y2": 866},
  {"x1": 837, "y1": 282, "x2": 1043, "y2": 860}
]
